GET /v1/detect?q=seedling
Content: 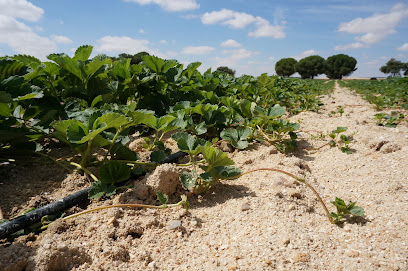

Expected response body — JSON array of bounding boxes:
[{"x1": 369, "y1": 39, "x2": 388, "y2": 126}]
[
  {"x1": 374, "y1": 112, "x2": 408, "y2": 127},
  {"x1": 328, "y1": 127, "x2": 353, "y2": 154},
  {"x1": 330, "y1": 197, "x2": 365, "y2": 224}
]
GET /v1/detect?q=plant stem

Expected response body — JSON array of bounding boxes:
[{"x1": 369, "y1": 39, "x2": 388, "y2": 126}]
[
  {"x1": 104, "y1": 129, "x2": 122, "y2": 160},
  {"x1": 80, "y1": 140, "x2": 93, "y2": 168},
  {"x1": 70, "y1": 162, "x2": 99, "y2": 182},
  {"x1": 225, "y1": 167, "x2": 334, "y2": 224}
]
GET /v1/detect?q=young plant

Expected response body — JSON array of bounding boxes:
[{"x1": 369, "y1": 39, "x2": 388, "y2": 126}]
[
  {"x1": 374, "y1": 112, "x2": 408, "y2": 127},
  {"x1": 330, "y1": 197, "x2": 365, "y2": 224},
  {"x1": 328, "y1": 127, "x2": 353, "y2": 154}
]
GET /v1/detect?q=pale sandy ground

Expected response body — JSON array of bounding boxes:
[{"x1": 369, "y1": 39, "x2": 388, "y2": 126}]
[{"x1": 1, "y1": 82, "x2": 408, "y2": 271}]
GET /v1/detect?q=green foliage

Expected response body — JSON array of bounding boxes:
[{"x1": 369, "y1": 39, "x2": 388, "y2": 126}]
[
  {"x1": 340, "y1": 77, "x2": 408, "y2": 109},
  {"x1": 330, "y1": 197, "x2": 365, "y2": 224},
  {"x1": 275, "y1": 58, "x2": 297, "y2": 77},
  {"x1": 329, "y1": 127, "x2": 352, "y2": 154},
  {"x1": 374, "y1": 112, "x2": 407, "y2": 127},
  {"x1": 295, "y1": 55, "x2": 325, "y2": 79},
  {"x1": 220, "y1": 127, "x2": 251, "y2": 149},
  {"x1": 325, "y1": 54, "x2": 357, "y2": 79},
  {"x1": 216, "y1": 66, "x2": 236, "y2": 77},
  {"x1": 380, "y1": 58, "x2": 406, "y2": 77}
]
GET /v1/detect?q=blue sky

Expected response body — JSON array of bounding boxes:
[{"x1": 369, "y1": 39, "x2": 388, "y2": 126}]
[{"x1": 0, "y1": 0, "x2": 407, "y2": 77}]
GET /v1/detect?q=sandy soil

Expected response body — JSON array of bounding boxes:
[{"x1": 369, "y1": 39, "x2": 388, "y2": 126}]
[{"x1": 1, "y1": 82, "x2": 408, "y2": 271}]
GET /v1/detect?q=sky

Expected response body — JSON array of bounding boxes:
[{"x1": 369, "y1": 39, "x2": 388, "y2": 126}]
[{"x1": 0, "y1": 0, "x2": 408, "y2": 77}]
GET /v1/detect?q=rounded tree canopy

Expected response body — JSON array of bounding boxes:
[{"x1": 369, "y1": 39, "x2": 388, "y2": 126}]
[
  {"x1": 216, "y1": 66, "x2": 236, "y2": 76},
  {"x1": 380, "y1": 58, "x2": 406, "y2": 77},
  {"x1": 294, "y1": 55, "x2": 325, "y2": 79},
  {"x1": 275, "y1": 58, "x2": 297, "y2": 77},
  {"x1": 325, "y1": 54, "x2": 357, "y2": 79}
]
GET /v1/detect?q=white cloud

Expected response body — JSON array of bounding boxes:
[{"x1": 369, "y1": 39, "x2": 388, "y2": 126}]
[
  {"x1": 51, "y1": 35, "x2": 73, "y2": 44},
  {"x1": 201, "y1": 9, "x2": 285, "y2": 39},
  {"x1": 220, "y1": 39, "x2": 241, "y2": 48},
  {"x1": 139, "y1": 28, "x2": 146, "y2": 34},
  {"x1": 335, "y1": 42, "x2": 366, "y2": 51},
  {"x1": 0, "y1": 0, "x2": 44, "y2": 22},
  {"x1": 249, "y1": 17, "x2": 285, "y2": 38},
  {"x1": 0, "y1": 14, "x2": 57, "y2": 60},
  {"x1": 214, "y1": 48, "x2": 259, "y2": 66},
  {"x1": 95, "y1": 36, "x2": 151, "y2": 55},
  {"x1": 160, "y1": 40, "x2": 168, "y2": 44},
  {"x1": 397, "y1": 43, "x2": 408, "y2": 51},
  {"x1": 291, "y1": 49, "x2": 318, "y2": 60},
  {"x1": 222, "y1": 12, "x2": 257, "y2": 29},
  {"x1": 124, "y1": 0, "x2": 199, "y2": 12},
  {"x1": 201, "y1": 9, "x2": 234, "y2": 24},
  {"x1": 181, "y1": 46, "x2": 215, "y2": 55},
  {"x1": 335, "y1": 3, "x2": 408, "y2": 50}
]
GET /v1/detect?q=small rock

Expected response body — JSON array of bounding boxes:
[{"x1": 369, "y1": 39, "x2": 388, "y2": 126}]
[
  {"x1": 220, "y1": 141, "x2": 233, "y2": 152},
  {"x1": 345, "y1": 249, "x2": 359, "y2": 257},
  {"x1": 147, "y1": 261, "x2": 156, "y2": 268},
  {"x1": 293, "y1": 252, "x2": 310, "y2": 263},
  {"x1": 133, "y1": 181, "x2": 149, "y2": 200},
  {"x1": 241, "y1": 203, "x2": 250, "y2": 211},
  {"x1": 169, "y1": 220, "x2": 182, "y2": 230},
  {"x1": 219, "y1": 244, "x2": 229, "y2": 250},
  {"x1": 287, "y1": 188, "x2": 303, "y2": 199},
  {"x1": 281, "y1": 238, "x2": 290, "y2": 246},
  {"x1": 287, "y1": 204, "x2": 296, "y2": 211}
]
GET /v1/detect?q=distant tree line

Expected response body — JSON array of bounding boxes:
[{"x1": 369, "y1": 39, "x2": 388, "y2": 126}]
[
  {"x1": 275, "y1": 54, "x2": 357, "y2": 79},
  {"x1": 380, "y1": 58, "x2": 408, "y2": 77}
]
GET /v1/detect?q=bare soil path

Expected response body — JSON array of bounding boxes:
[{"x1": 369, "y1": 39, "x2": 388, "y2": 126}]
[{"x1": 1, "y1": 82, "x2": 408, "y2": 271}]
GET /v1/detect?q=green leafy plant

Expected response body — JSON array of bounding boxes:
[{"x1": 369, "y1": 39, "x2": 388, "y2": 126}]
[
  {"x1": 330, "y1": 197, "x2": 365, "y2": 224},
  {"x1": 328, "y1": 127, "x2": 353, "y2": 154},
  {"x1": 374, "y1": 112, "x2": 408, "y2": 127}
]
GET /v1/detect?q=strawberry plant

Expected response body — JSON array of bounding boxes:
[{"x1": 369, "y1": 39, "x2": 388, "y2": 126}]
[{"x1": 330, "y1": 197, "x2": 365, "y2": 224}]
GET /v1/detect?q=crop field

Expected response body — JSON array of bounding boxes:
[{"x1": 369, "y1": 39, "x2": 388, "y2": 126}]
[{"x1": 0, "y1": 46, "x2": 407, "y2": 270}]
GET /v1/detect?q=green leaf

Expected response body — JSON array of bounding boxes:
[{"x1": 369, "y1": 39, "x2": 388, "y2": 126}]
[
  {"x1": 89, "y1": 181, "x2": 107, "y2": 199},
  {"x1": 212, "y1": 166, "x2": 242, "y2": 180},
  {"x1": 128, "y1": 110, "x2": 156, "y2": 127},
  {"x1": 194, "y1": 121, "x2": 207, "y2": 135},
  {"x1": 99, "y1": 161, "x2": 131, "y2": 184},
  {"x1": 66, "y1": 122, "x2": 88, "y2": 143},
  {"x1": 266, "y1": 104, "x2": 286, "y2": 118},
  {"x1": 47, "y1": 54, "x2": 83, "y2": 81},
  {"x1": 73, "y1": 45, "x2": 93, "y2": 62},
  {"x1": 200, "y1": 146, "x2": 234, "y2": 171},
  {"x1": 142, "y1": 55, "x2": 164, "y2": 73},
  {"x1": 172, "y1": 132, "x2": 210, "y2": 155},
  {"x1": 115, "y1": 145, "x2": 139, "y2": 160},
  {"x1": 156, "y1": 191, "x2": 169, "y2": 204},
  {"x1": 0, "y1": 91, "x2": 13, "y2": 103},
  {"x1": 333, "y1": 127, "x2": 348, "y2": 134},
  {"x1": 349, "y1": 206, "x2": 365, "y2": 216},
  {"x1": 84, "y1": 55, "x2": 111, "y2": 80},
  {"x1": 220, "y1": 127, "x2": 251, "y2": 150},
  {"x1": 92, "y1": 112, "x2": 130, "y2": 130},
  {"x1": 180, "y1": 171, "x2": 196, "y2": 190},
  {"x1": 150, "y1": 150, "x2": 166, "y2": 163}
]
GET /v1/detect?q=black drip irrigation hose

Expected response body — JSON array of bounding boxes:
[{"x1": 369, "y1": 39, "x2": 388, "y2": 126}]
[{"x1": 0, "y1": 151, "x2": 186, "y2": 239}]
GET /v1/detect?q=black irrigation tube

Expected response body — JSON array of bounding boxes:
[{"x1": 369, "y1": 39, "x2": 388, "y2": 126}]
[{"x1": 0, "y1": 151, "x2": 187, "y2": 239}]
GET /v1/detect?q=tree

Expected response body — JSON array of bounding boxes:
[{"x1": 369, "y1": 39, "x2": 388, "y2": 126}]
[
  {"x1": 294, "y1": 55, "x2": 325, "y2": 79},
  {"x1": 216, "y1": 66, "x2": 236, "y2": 76},
  {"x1": 112, "y1": 52, "x2": 150, "y2": 65},
  {"x1": 275, "y1": 58, "x2": 297, "y2": 77},
  {"x1": 325, "y1": 54, "x2": 357, "y2": 79},
  {"x1": 380, "y1": 58, "x2": 406, "y2": 77}
]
